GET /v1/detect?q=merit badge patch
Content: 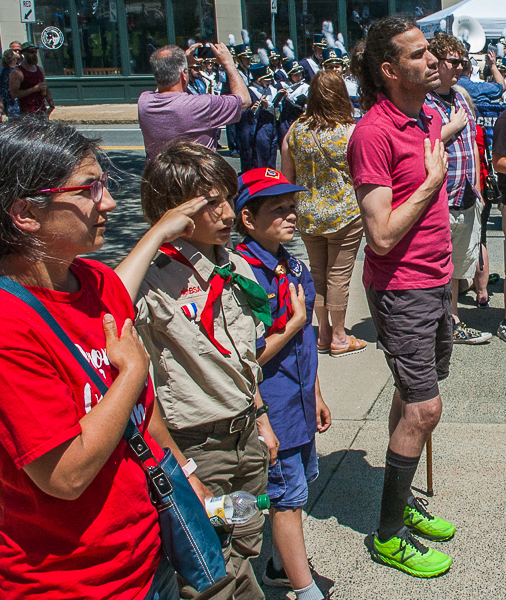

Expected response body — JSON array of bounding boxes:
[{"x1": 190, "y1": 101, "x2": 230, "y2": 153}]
[{"x1": 288, "y1": 257, "x2": 302, "y2": 278}]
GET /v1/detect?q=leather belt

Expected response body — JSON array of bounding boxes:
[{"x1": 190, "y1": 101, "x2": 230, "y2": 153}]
[
  {"x1": 189, "y1": 403, "x2": 256, "y2": 435},
  {"x1": 229, "y1": 403, "x2": 256, "y2": 434}
]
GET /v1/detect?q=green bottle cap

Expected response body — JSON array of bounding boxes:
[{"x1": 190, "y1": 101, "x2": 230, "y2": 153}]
[{"x1": 256, "y1": 494, "x2": 270, "y2": 510}]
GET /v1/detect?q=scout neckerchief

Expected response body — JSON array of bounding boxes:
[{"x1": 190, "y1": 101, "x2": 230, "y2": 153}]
[
  {"x1": 235, "y1": 242, "x2": 292, "y2": 336},
  {"x1": 159, "y1": 243, "x2": 272, "y2": 355}
]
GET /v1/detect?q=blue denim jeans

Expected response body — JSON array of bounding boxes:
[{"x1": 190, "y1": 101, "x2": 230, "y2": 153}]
[{"x1": 144, "y1": 555, "x2": 179, "y2": 600}]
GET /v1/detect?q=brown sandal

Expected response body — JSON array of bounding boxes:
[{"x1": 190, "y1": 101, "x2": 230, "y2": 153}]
[{"x1": 330, "y1": 336, "x2": 367, "y2": 357}]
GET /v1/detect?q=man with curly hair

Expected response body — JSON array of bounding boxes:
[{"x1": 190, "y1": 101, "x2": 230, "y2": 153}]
[{"x1": 426, "y1": 33, "x2": 492, "y2": 343}]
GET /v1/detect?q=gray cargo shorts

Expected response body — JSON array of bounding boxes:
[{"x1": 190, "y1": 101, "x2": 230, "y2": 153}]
[{"x1": 366, "y1": 282, "x2": 453, "y2": 403}]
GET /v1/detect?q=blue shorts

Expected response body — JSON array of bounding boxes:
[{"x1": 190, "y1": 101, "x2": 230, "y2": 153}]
[{"x1": 267, "y1": 438, "x2": 319, "y2": 510}]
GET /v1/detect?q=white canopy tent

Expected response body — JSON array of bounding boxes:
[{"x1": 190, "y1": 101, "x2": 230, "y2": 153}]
[{"x1": 417, "y1": 0, "x2": 506, "y2": 40}]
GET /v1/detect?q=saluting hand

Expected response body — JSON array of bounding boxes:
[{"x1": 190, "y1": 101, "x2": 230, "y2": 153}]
[{"x1": 153, "y1": 196, "x2": 208, "y2": 243}]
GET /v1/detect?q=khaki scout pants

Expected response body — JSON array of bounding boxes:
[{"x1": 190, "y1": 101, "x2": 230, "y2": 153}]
[{"x1": 170, "y1": 421, "x2": 269, "y2": 600}]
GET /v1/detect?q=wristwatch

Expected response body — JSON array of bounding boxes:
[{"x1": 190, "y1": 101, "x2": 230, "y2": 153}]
[
  {"x1": 256, "y1": 403, "x2": 269, "y2": 419},
  {"x1": 182, "y1": 458, "x2": 198, "y2": 478}
]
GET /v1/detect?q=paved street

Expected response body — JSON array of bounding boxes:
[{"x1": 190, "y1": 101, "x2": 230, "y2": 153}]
[
  {"x1": 75, "y1": 124, "x2": 144, "y2": 150},
  {"x1": 88, "y1": 142, "x2": 505, "y2": 600}
]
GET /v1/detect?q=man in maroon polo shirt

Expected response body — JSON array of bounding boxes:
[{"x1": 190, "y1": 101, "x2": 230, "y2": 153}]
[{"x1": 347, "y1": 16, "x2": 456, "y2": 578}]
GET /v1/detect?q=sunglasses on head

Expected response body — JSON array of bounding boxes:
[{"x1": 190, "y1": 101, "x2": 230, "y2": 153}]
[
  {"x1": 444, "y1": 57, "x2": 468, "y2": 68},
  {"x1": 36, "y1": 173, "x2": 109, "y2": 203}
]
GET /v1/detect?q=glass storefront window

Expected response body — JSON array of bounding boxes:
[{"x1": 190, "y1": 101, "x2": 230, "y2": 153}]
[
  {"x1": 125, "y1": 0, "x2": 168, "y2": 74},
  {"x1": 242, "y1": 0, "x2": 291, "y2": 54},
  {"x1": 244, "y1": 0, "x2": 340, "y2": 61},
  {"x1": 242, "y1": 0, "x2": 441, "y2": 62},
  {"x1": 173, "y1": 0, "x2": 217, "y2": 47},
  {"x1": 242, "y1": 0, "x2": 274, "y2": 53},
  {"x1": 396, "y1": 0, "x2": 440, "y2": 18},
  {"x1": 31, "y1": 0, "x2": 75, "y2": 77},
  {"x1": 76, "y1": 0, "x2": 122, "y2": 75},
  {"x1": 293, "y1": 0, "x2": 340, "y2": 59}
]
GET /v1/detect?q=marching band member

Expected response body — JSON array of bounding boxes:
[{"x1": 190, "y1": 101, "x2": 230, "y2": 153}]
[
  {"x1": 321, "y1": 48, "x2": 344, "y2": 74},
  {"x1": 240, "y1": 63, "x2": 279, "y2": 172},
  {"x1": 278, "y1": 59, "x2": 310, "y2": 145},
  {"x1": 186, "y1": 60, "x2": 207, "y2": 95},
  {"x1": 299, "y1": 34, "x2": 326, "y2": 83},
  {"x1": 224, "y1": 40, "x2": 253, "y2": 159},
  {"x1": 266, "y1": 40, "x2": 286, "y2": 83},
  {"x1": 202, "y1": 58, "x2": 220, "y2": 95},
  {"x1": 233, "y1": 42, "x2": 253, "y2": 85},
  {"x1": 233, "y1": 41, "x2": 254, "y2": 162}
]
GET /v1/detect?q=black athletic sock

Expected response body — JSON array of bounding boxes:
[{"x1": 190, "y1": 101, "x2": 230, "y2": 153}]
[{"x1": 377, "y1": 448, "x2": 421, "y2": 542}]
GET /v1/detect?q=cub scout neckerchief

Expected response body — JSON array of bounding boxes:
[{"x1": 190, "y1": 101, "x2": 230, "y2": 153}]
[
  {"x1": 159, "y1": 244, "x2": 272, "y2": 355},
  {"x1": 235, "y1": 243, "x2": 292, "y2": 336}
]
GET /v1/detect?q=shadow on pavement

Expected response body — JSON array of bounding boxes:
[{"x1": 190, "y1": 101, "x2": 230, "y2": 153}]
[
  {"x1": 87, "y1": 151, "x2": 148, "y2": 268},
  {"x1": 349, "y1": 318, "x2": 377, "y2": 344},
  {"x1": 308, "y1": 449, "x2": 384, "y2": 536},
  {"x1": 253, "y1": 449, "x2": 384, "y2": 598},
  {"x1": 454, "y1": 305, "x2": 503, "y2": 334},
  {"x1": 312, "y1": 318, "x2": 377, "y2": 346}
]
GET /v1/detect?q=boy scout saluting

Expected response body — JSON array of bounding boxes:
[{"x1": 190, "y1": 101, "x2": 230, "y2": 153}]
[{"x1": 116, "y1": 141, "x2": 278, "y2": 600}]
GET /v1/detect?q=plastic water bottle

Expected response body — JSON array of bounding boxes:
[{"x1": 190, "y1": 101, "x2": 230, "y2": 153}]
[{"x1": 205, "y1": 491, "x2": 270, "y2": 526}]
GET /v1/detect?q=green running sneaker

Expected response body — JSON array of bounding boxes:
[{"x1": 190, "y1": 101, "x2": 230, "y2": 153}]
[
  {"x1": 372, "y1": 527, "x2": 452, "y2": 578},
  {"x1": 404, "y1": 497, "x2": 456, "y2": 541}
]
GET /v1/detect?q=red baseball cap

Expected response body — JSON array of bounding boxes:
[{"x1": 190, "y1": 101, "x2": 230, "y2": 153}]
[{"x1": 234, "y1": 168, "x2": 307, "y2": 214}]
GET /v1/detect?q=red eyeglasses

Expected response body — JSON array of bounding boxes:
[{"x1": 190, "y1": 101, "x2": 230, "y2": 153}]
[{"x1": 37, "y1": 173, "x2": 109, "y2": 203}]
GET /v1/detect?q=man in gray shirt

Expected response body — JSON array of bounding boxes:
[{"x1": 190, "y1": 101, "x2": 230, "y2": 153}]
[{"x1": 139, "y1": 43, "x2": 250, "y2": 160}]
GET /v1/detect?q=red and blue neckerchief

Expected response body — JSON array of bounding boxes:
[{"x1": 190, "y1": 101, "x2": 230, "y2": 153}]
[{"x1": 235, "y1": 242, "x2": 292, "y2": 336}]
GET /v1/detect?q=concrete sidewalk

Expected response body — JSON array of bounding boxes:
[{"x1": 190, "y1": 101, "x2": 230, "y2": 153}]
[
  {"x1": 257, "y1": 251, "x2": 506, "y2": 599},
  {"x1": 50, "y1": 104, "x2": 138, "y2": 124}
]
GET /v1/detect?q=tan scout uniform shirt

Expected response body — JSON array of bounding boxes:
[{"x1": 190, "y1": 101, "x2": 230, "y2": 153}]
[{"x1": 136, "y1": 238, "x2": 265, "y2": 430}]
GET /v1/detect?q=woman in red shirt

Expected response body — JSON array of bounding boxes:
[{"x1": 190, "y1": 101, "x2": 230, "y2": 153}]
[{"x1": 0, "y1": 118, "x2": 201, "y2": 599}]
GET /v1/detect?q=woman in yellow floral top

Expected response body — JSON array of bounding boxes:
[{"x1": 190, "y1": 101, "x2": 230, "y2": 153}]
[{"x1": 281, "y1": 70, "x2": 366, "y2": 357}]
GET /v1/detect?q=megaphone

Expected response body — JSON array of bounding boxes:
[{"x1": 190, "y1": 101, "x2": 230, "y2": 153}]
[{"x1": 452, "y1": 15, "x2": 486, "y2": 54}]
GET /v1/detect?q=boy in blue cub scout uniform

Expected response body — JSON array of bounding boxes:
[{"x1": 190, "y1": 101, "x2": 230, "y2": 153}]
[{"x1": 234, "y1": 168, "x2": 332, "y2": 600}]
